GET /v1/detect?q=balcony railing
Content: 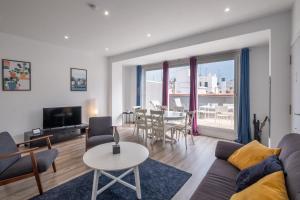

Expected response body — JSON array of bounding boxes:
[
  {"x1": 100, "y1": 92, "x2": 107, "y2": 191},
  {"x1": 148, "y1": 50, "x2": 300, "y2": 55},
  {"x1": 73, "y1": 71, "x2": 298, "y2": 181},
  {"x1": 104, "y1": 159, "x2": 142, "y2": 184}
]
[{"x1": 169, "y1": 94, "x2": 234, "y2": 130}]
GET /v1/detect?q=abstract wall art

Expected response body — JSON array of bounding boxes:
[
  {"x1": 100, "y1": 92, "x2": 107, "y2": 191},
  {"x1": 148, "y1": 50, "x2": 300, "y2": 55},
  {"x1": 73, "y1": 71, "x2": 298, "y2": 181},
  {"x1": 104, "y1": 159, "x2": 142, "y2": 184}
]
[{"x1": 2, "y1": 59, "x2": 31, "y2": 91}]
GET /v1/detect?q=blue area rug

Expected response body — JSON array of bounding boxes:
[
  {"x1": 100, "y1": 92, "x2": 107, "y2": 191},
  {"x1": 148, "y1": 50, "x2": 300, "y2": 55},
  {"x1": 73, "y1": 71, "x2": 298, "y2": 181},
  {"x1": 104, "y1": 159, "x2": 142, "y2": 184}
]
[{"x1": 30, "y1": 158, "x2": 191, "y2": 200}]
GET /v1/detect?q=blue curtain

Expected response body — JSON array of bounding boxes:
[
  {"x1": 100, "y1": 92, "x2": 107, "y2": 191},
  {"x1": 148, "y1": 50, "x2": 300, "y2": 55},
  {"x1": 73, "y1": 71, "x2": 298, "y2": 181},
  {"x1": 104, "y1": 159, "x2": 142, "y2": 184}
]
[
  {"x1": 238, "y1": 48, "x2": 251, "y2": 144},
  {"x1": 136, "y1": 65, "x2": 142, "y2": 106}
]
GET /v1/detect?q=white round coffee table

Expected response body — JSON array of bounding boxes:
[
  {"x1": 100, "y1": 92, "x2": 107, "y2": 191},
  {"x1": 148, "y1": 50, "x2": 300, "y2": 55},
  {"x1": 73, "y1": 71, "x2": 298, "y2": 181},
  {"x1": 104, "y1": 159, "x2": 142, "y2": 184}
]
[{"x1": 83, "y1": 142, "x2": 149, "y2": 200}]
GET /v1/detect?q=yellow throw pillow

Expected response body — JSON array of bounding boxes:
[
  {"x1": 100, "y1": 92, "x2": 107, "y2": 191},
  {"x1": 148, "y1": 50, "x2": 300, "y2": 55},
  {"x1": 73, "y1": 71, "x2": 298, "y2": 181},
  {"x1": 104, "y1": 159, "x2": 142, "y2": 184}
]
[
  {"x1": 228, "y1": 140, "x2": 281, "y2": 170},
  {"x1": 230, "y1": 171, "x2": 289, "y2": 200}
]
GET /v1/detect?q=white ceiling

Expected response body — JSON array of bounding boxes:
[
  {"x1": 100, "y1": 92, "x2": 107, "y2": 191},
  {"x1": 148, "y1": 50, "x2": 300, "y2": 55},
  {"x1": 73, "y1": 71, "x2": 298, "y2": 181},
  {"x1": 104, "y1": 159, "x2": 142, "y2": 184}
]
[
  {"x1": 0, "y1": 0, "x2": 294, "y2": 56},
  {"x1": 120, "y1": 30, "x2": 270, "y2": 66}
]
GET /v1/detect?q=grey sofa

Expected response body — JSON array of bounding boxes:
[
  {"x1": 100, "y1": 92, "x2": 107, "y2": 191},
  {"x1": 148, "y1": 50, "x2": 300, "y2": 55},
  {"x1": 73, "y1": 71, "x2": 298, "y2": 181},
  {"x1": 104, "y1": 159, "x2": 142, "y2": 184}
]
[
  {"x1": 190, "y1": 134, "x2": 300, "y2": 200},
  {"x1": 85, "y1": 116, "x2": 115, "y2": 150},
  {"x1": 0, "y1": 132, "x2": 58, "y2": 194}
]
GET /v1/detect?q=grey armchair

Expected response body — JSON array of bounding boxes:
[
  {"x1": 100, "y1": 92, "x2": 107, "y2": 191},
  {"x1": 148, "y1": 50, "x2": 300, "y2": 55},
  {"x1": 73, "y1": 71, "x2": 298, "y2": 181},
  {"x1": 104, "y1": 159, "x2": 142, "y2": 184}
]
[
  {"x1": 0, "y1": 132, "x2": 58, "y2": 195},
  {"x1": 86, "y1": 116, "x2": 115, "y2": 151}
]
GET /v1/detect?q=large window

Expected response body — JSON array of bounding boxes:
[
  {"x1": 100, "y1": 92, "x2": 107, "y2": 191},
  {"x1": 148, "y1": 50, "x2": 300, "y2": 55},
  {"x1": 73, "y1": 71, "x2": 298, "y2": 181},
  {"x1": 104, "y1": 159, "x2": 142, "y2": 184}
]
[
  {"x1": 169, "y1": 66, "x2": 190, "y2": 111},
  {"x1": 145, "y1": 69, "x2": 163, "y2": 109},
  {"x1": 197, "y1": 60, "x2": 235, "y2": 138}
]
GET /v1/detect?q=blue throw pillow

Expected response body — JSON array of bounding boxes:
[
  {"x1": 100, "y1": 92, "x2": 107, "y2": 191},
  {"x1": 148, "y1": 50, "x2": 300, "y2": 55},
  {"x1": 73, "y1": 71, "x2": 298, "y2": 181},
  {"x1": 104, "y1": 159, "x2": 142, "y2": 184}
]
[{"x1": 236, "y1": 155, "x2": 283, "y2": 192}]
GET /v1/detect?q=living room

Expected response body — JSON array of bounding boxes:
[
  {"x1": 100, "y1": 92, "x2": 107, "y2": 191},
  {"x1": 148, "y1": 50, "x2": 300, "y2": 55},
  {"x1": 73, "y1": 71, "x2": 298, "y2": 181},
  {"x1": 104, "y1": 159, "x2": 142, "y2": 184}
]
[{"x1": 0, "y1": 0, "x2": 300, "y2": 200}]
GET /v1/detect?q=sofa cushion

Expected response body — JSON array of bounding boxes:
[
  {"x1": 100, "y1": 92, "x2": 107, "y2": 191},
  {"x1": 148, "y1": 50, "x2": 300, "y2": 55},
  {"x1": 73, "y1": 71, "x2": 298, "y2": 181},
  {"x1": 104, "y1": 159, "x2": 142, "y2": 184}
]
[
  {"x1": 236, "y1": 155, "x2": 283, "y2": 192},
  {"x1": 87, "y1": 135, "x2": 114, "y2": 149},
  {"x1": 277, "y1": 133, "x2": 300, "y2": 163},
  {"x1": 283, "y1": 151, "x2": 300, "y2": 200},
  {"x1": 231, "y1": 171, "x2": 289, "y2": 200},
  {"x1": 0, "y1": 132, "x2": 20, "y2": 174},
  {"x1": 228, "y1": 140, "x2": 281, "y2": 170},
  {"x1": 190, "y1": 159, "x2": 238, "y2": 200},
  {"x1": 0, "y1": 149, "x2": 58, "y2": 180},
  {"x1": 215, "y1": 141, "x2": 243, "y2": 160}
]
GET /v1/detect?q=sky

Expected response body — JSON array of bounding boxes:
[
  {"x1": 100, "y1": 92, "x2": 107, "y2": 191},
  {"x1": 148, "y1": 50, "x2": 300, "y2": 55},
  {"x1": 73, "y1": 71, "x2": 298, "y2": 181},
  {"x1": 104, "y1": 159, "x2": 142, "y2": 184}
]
[{"x1": 199, "y1": 60, "x2": 234, "y2": 81}]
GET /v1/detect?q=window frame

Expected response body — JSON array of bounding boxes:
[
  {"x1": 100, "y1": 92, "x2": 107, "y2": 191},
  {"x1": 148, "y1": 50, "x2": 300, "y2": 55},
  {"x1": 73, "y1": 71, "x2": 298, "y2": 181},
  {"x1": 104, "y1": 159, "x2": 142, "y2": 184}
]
[
  {"x1": 141, "y1": 51, "x2": 240, "y2": 138},
  {"x1": 197, "y1": 52, "x2": 240, "y2": 138}
]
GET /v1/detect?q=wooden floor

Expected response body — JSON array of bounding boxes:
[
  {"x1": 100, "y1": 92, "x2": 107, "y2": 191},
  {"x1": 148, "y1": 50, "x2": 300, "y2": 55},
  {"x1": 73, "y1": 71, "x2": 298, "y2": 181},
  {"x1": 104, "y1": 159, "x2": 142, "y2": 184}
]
[{"x1": 0, "y1": 126, "x2": 221, "y2": 200}]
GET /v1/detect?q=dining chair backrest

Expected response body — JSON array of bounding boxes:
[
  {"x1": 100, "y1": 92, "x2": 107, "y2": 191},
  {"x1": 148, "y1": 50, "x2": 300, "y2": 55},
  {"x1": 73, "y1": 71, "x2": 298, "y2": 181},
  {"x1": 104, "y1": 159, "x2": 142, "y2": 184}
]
[
  {"x1": 150, "y1": 100, "x2": 161, "y2": 110},
  {"x1": 150, "y1": 110, "x2": 164, "y2": 131},
  {"x1": 185, "y1": 111, "x2": 196, "y2": 131},
  {"x1": 135, "y1": 109, "x2": 147, "y2": 126},
  {"x1": 132, "y1": 106, "x2": 141, "y2": 112}
]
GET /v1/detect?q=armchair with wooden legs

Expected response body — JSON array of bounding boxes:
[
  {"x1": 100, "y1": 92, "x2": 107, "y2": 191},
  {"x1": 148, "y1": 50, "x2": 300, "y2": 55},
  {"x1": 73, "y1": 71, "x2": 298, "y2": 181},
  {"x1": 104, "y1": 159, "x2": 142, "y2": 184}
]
[{"x1": 0, "y1": 132, "x2": 58, "y2": 195}]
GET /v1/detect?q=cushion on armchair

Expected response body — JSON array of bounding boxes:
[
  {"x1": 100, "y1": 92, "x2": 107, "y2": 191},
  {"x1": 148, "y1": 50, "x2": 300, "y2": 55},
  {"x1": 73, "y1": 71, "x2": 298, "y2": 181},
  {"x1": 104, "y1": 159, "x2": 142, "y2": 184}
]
[
  {"x1": 0, "y1": 132, "x2": 20, "y2": 174},
  {"x1": 0, "y1": 149, "x2": 58, "y2": 180}
]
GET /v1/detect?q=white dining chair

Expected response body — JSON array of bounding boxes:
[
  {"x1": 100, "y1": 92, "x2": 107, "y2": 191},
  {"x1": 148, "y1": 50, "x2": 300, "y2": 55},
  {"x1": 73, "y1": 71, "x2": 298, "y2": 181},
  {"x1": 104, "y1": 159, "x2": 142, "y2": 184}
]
[
  {"x1": 173, "y1": 111, "x2": 196, "y2": 149},
  {"x1": 132, "y1": 106, "x2": 141, "y2": 135},
  {"x1": 150, "y1": 110, "x2": 174, "y2": 146},
  {"x1": 150, "y1": 100, "x2": 162, "y2": 110},
  {"x1": 134, "y1": 109, "x2": 151, "y2": 143}
]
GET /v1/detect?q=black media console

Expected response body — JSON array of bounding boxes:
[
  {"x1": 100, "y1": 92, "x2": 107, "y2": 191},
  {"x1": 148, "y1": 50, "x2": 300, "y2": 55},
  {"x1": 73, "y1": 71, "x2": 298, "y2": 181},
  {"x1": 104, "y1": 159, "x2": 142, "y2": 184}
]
[{"x1": 24, "y1": 124, "x2": 88, "y2": 148}]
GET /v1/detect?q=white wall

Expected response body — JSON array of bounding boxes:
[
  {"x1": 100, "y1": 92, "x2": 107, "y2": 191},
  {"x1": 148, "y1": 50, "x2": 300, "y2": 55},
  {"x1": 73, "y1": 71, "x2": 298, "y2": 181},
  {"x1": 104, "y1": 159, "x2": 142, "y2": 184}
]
[
  {"x1": 123, "y1": 66, "x2": 136, "y2": 111},
  {"x1": 250, "y1": 45, "x2": 270, "y2": 145},
  {"x1": 292, "y1": 0, "x2": 300, "y2": 44},
  {"x1": 291, "y1": 0, "x2": 300, "y2": 133},
  {"x1": 0, "y1": 32, "x2": 108, "y2": 142},
  {"x1": 111, "y1": 62, "x2": 123, "y2": 125},
  {"x1": 110, "y1": 11, "x2": 291, "y2": 146}
]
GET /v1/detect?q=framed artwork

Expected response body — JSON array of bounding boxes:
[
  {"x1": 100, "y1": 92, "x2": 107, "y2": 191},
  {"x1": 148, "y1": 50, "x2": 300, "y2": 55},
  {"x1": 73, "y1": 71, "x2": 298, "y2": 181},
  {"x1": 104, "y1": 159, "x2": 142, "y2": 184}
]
[
  {"x1": 70, "y1": 68, "x2": 87, "y2": 91},
  {"x1": 2, "y1": 59, "x2": 31, "y2": 91}
]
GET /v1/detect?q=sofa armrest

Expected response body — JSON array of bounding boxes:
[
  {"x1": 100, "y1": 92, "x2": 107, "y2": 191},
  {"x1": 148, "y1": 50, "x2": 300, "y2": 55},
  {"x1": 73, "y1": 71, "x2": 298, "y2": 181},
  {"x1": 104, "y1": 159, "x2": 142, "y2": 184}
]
[{"x1": 215, "y1": 141, "x2": 243, "y2": 160}]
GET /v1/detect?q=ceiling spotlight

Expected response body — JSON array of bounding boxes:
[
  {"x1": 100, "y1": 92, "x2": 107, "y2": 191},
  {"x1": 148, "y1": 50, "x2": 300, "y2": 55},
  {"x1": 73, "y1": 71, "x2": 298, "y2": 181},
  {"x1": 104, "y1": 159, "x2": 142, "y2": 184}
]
[
  {"x1": 64, "y1": 35, "x2": 70, "y2": 40},
  {"x1": 224, "y1": 7, "x2": 230, "y2": 13},
  {"x1": 105, "y1": 48, "x2": 109, "y2": 51},
  {"x1": 146, "y1": 33, "x2": 152, "y2": 38},
  {"x1": 104, "y1": 10, "x2": 109, "y2": 16}
]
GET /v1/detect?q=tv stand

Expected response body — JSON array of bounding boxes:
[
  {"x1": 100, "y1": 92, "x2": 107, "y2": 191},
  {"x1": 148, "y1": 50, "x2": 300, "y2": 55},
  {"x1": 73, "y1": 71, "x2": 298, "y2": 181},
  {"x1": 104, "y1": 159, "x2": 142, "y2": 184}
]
[{"x1": 24, "y1": 124, "x2": 88, "y2": 147}]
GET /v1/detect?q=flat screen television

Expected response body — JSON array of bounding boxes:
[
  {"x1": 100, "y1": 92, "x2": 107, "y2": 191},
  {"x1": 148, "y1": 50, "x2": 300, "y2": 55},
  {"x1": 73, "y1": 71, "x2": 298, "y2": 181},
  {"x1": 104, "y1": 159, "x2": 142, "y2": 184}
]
[{"x1": 43, "y1": 106, "x2": 81, "y2": 129}]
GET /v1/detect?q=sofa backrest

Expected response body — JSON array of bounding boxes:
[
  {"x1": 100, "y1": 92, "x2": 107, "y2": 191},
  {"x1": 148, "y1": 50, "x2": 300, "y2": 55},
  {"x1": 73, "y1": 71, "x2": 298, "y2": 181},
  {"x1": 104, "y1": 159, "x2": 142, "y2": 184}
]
[
  {"x1": 89, "y1": 117, "x2": 113, "y2": 137},
  {"x1": 0, "y1": 132, "x2": 20, "y2": 174},
  {"x1": 277, "y1": 133, "x2": 300, "y2": 200}
]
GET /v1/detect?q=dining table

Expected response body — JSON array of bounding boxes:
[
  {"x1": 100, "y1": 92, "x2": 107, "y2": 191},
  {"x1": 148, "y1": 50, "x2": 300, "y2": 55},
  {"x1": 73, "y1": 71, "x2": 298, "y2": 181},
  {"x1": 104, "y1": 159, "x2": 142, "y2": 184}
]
[{"x1": 146, "y1": 110, "x2": 186, "y2": 121}]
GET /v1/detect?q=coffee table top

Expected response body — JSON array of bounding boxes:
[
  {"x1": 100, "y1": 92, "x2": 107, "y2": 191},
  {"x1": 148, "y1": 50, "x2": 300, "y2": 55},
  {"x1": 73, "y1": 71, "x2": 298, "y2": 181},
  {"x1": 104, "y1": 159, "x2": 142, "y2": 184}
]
[{"x1": 83, "y1": 142, "x2": 149, "y2": 171}]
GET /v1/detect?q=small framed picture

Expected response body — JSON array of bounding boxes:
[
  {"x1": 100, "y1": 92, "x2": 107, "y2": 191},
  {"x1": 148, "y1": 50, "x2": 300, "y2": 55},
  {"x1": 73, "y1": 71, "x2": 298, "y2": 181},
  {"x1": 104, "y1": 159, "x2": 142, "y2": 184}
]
[
  {"x1": 32, "y1": 128, "x2": 41, "y2": 136},
  {"x1": 2, "y1": 59, "x2": 31, "y2": 91},
  {"x1": 70, "y1": 68, "x2": 87, "y2": 91}
]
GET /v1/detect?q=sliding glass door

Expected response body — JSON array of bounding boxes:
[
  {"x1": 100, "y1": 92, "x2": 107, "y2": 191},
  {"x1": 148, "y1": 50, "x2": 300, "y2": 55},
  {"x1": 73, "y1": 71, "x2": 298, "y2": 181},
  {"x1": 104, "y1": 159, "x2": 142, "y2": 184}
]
[
  {"x1": 145, "y1": 69, "x2": 163, "y2": 109},
  {"x1": 169, "y1": 66, "x2": 190, "y2": 112},
  {"x1": 197, "y1": 59, "x2": 236, "y2": 140}
]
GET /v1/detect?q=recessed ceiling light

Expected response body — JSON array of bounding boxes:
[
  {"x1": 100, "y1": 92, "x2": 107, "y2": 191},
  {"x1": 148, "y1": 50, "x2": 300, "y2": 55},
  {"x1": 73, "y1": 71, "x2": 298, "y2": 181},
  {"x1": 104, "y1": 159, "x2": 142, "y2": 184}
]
[
  {"x1": 64, "y1": 35, "x2": 70, "y2": 40},
  {"x1": 104, "y1": 10, "x2": 109, "y2": 16},
  {"x1": 224, "y1": 7, "x2": 230, "y2": 13},
  {"x1": 146, "y1": 33, "x2": 152, "y2": 38},
  {"x1": 105, "y1": 48, "x2": 109, "y2": 51}
]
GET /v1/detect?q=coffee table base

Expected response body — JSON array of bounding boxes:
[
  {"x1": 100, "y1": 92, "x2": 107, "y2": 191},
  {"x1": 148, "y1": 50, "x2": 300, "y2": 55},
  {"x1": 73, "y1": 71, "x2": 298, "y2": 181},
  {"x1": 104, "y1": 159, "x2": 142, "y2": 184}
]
[{"x1": 91, "y1": 166, "x2": 141, "y2": 200}]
